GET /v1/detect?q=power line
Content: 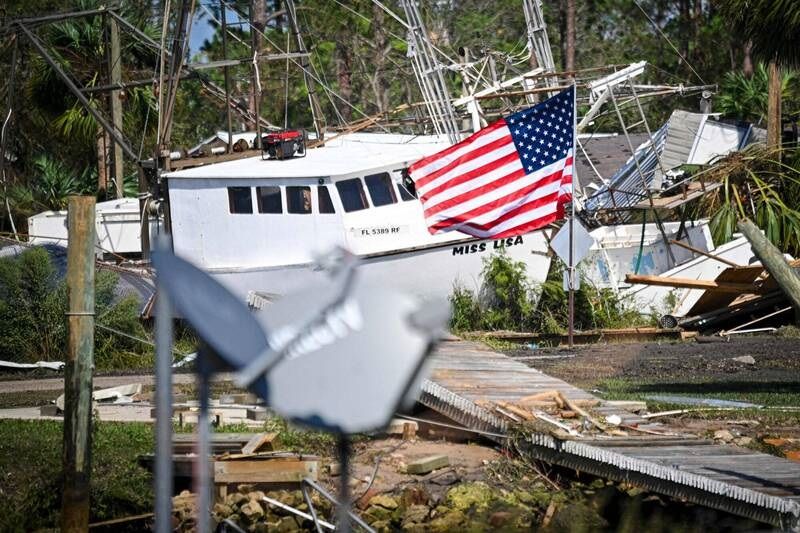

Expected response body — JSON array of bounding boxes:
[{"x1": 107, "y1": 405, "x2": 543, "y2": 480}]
[{"x1": 632, "y1": 0, "x2": 706, "y2": 85}]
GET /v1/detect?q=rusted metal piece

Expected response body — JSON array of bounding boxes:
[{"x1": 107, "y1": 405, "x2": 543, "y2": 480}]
[{"x1": 61, "y1": 196, "x2": 96, "y2": 532}]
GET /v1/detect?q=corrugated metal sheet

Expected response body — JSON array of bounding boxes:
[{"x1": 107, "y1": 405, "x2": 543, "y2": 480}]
[
  {"x1": 583, "y1": 110, "x2": 755, "y2": 217},
  {"x1": 583, "y1": 123, "x2": 667, "y2": 214},
  {"x1": 651, "y1": 110, "x2": 705, "y2": 189}
]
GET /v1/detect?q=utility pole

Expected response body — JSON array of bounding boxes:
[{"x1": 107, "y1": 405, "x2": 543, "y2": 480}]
[
  {"x1": 108, "y1": 14, "x2": 125, "y2": 198},
  {"x1": 61, "y1": 196, "x2": 96, "y2": 532}
]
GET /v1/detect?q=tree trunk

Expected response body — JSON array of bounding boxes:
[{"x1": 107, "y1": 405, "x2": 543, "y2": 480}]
[
  {"x1": 96, "y1": 126, "x2": 108, "y2": 197},
  {"x1": 335, "y1": 44, "x2": 353, "y2": 122},
  {"x1": 371, "y1": 3, "x2": 391, "y2": 114},
  {"x1": 742, "y1": 41, "x2": 753, "y2": 77},
  {"x1": 738, "y1": 218, "x2": 800, "y2": 322},
  {"x1": 692, "y1": 0, "x2": 702, "y2": 62},
  {"x1": 565, "y1": 0, "x2": 576, "y2": 72},
  {"x1": 767, "y1": 59, "x2": 782, "y2": 149},
  {"x1": 679, "y1": 0, "x2": 690, "y2": 60},
  {"x1": 558, "y1": 0, "x2": 566, "y2": 71}
]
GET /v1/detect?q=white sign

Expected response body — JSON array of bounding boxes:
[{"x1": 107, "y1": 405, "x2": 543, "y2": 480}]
[{"x1": 550, "y1": 219, "x2": 595, "y2": 266}]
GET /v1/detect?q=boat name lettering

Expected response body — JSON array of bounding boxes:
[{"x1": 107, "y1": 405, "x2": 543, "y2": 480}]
[{"x1": 452, "y1": 236, "x2": 523, "y2": 256}]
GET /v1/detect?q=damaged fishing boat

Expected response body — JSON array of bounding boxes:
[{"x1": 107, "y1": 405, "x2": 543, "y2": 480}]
[{"x1": 163, "y1": 132, "x2": 552, "y2": 303}]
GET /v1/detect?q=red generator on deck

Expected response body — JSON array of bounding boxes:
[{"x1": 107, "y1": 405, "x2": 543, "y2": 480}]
[{"x1": 261, "y1": 130, "x2": 306, "y2": 160}]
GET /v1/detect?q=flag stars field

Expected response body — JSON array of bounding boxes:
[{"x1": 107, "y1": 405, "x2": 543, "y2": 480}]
[{"x1": 409, "y1": 86, "x2": 575, "y2": 239}]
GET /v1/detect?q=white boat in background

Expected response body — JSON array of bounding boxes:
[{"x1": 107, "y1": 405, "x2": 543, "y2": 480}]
[
  {"x1": 163, "y1": 132, "x2": 552, "y2": 304},
  {"x1": 583, "y1": 221, "x2": 715, "y2": 291},
  {"x1": 28, "y1": 198, "x2": 152, "y2": 258},
  {"x1": 622, "y1": 236, "x2": 757, "y2": 317}
]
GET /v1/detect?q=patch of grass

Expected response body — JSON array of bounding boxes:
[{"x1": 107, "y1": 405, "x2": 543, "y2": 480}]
[
  {"x1": 0, "y1": 420, "x2": 153, "y2": 531},
  {"x1": 776, "y1": 325, "x2": 800, "y2": 338},
  {"x1": 592, "y1": 378, "x2": 800, "y2": 424},
  {"x1": 262, "y1": 417, "x2": 336, "y2": 455}
]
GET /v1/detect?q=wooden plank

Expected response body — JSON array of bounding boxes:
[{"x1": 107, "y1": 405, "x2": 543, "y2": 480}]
[
  {"x1": 625, "y1": 274, "x2": 760, "y2": 293},
  {"x1": 241, "y1": 432, "x2": 280, "y2": 454},
  {"x1": 407, "y1": 455, "x2": 450, "y2": 475},
  {"x1": 213, "y1": 459, "x2": 318, "y2": 484}
]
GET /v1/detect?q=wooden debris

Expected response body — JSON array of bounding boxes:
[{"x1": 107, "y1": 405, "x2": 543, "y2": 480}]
[
  {"x1": 402, "y1": 422, "x2": 417, "y2": 441},
  {"x1": 739, "y1": 218, "x2": 800, "y2": 317},
  {"x1": 495, "y1": 401, "x2": 534, "y2": 421},
  {"x1": 247, "y1": 407, "x2": 268, "y2": 421},
  {"x1": 531, "y1": 409, "x2": 581, "y2": 437},
  {"x1": 241, "y1": 433, "x2": 280, "y2": 455},
  {"x1": 172, "y1": 433, "x2": 254, "y2": 455},
  {"x1": 625, "y1": 273, "x2": 762, "y2": 294},
  {"x1": 557, "y1": 391, "x2": 607, "y2": 431},
  {"x1": 213, "y1": 456, "x2": 318, "y2": 484},
  {"x1": 406, "y1": 454, "x2": 449, "y2": 475},
  {"x1": 606, "y1": 400, "x2": 647, "y2": 412}
]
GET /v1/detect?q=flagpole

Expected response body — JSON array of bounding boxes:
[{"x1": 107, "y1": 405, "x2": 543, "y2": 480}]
[{"x1": 568, "y1": 83, "x2": 577, "y2": 349}]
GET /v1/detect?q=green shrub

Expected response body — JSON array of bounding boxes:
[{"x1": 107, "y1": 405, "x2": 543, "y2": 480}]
[
  {"x1": 0, "y1": 247, "x2": 154, "y2": 369},
  {"x1": 449, "y1": 250, "x2": 652, "y2": 333},
  {"x1": 450, "y1": 284, "x2": 483, "y2": 332}
]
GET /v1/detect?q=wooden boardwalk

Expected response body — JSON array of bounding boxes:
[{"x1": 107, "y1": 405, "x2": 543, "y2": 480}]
[{"x1": 419, "y1": 339, "x2": 800, "y2": 530}]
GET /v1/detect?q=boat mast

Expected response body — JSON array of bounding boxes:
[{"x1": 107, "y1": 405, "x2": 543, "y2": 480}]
[
  {"x1": 399, "y1": 1, "x2": 461, "y2": 145},
  {"x1": 284, "y1": 0, "x2": 327, "y2": 142},
  {"x1": 522, "y1": 0, "x2": 556, "y2": 83}
]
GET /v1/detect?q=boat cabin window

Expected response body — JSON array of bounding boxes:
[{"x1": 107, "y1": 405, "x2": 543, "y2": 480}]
[
  {"x1": 228, "y1": 187, "x2": 253, "y2": 214},
  {"x1": 317, "y1": 185, "x2": 335, "y2": 214},
  {"x1": 365, "y1": 172, "x2": 397, "y2": 207},
  {"x1": 286, "y1": 186, "x2": 312, "y2": 214},
  {"x1": 336, "y1": 178, "x2": 368, "y2": 212},
  {"x1": 256, "y1": 186, "x2": 282, "y2": 213}
]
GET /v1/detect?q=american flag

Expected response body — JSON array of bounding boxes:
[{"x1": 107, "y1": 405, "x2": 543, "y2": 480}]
[{"x1": 409, "y1": 86, "x2": 575, "y2": 239}]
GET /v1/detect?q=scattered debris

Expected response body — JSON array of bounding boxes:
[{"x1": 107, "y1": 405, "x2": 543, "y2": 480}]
[
  {"x1": 0, "y1": 360, "x2": 64, "y2": 371},
  {"x1": 407, "y1": 455, "x2": 450, "y2": 475},
  {"x1": 714, "y1": 429, "x2": 736, "y2": 443},
  {"x1": 241, "y1": 433, "x2": 280, "y2": 455},
  {"x1": 731, "y1": 355, "x2": 756, "y2": 365},
  {"x1": 55, "y1": 382, "x2": 143, "y2": 412},
  {"x1": 644, "y1": 395, "x2": 762, "y2": 409},
  {"x1": 606, "y1": 400, "x2": 647, "y2": 412}
]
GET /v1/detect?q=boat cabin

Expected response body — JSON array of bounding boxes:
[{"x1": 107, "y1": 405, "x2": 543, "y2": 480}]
[{"x1": 164, "y1": 133, "x2": 465, "y2": 272}]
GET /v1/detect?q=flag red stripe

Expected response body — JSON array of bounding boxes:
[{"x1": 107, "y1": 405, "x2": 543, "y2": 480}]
[
  {"x1": 415, "y1": 134, "x2": 515, "y2": 191},
  {"x1": 470, "y1": 211, "x2": 560, "y2": 240},
  {"x1": 423, "y1": 156, "x2": 572, "y2": 219},
  {"x1": 428, "y1": 170, "x2": 566, "y2": 233},
  {"x1": 420, "y1": 151, "x2": 520, "y2": 205},
  {"x1": 409, "y1": 119, "x2": 507, "y2": 177}
]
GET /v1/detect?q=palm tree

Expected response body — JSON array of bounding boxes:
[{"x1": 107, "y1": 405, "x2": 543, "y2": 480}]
[
  {"x1": 22, "y1": 0, "x2": 158, "y2": 199},
  {"x1": 717, "y1": 64, "x2": 799, "y2": 125},
  {"x1": 719, "y1": 0, "x2": 800, "y2": 148}
]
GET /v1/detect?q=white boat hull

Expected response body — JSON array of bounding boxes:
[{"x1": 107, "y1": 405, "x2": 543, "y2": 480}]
[{"x1": 205, "y1": 232, "x2": 552, "y2": 305}]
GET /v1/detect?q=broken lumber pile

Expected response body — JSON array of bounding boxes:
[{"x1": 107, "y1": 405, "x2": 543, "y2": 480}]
[{"x1": 475, "y1": 390, "x2": 667, "y2": 440}]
